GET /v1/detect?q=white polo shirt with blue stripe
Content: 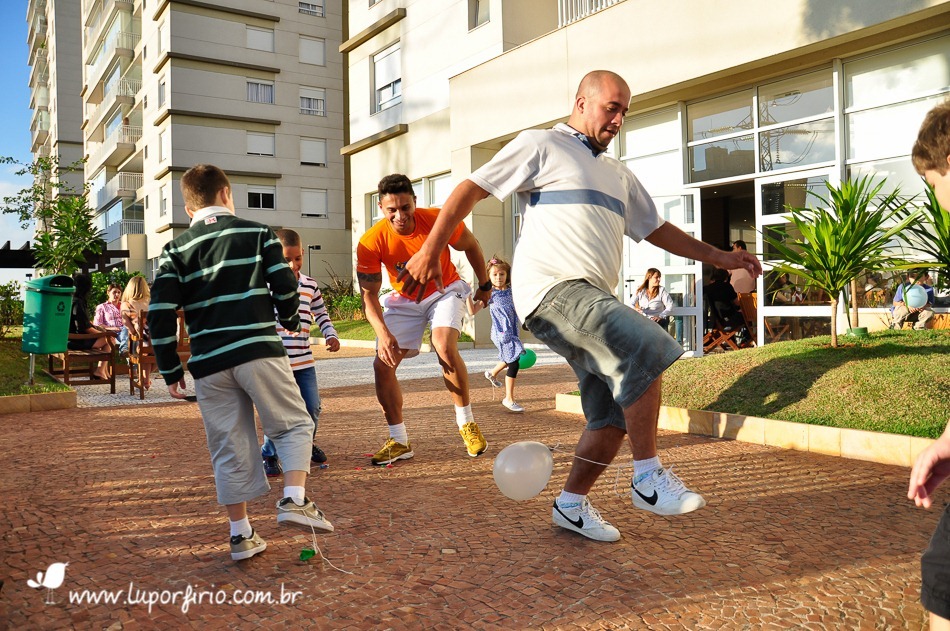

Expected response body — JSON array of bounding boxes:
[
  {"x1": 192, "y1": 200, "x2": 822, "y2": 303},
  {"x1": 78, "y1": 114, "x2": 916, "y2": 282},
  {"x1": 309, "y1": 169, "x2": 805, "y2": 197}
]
[{"x1": 470, "y1": 123, "x2": 664, "y2": 321}]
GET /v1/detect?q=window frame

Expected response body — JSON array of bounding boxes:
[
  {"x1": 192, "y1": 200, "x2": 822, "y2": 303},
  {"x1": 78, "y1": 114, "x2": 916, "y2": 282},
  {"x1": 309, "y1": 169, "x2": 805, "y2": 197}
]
[
  {"x1": 372, "y1": 41, "x2": 402, "y2": 114},
  {"x1": 247, "y1": 131, "x2": 276, "y2": 157},
  {"x1": 247, "y1": 185, "x2": 277, "y2": 210},
  {"x1": 247, "y1": 79, "x2": 275, "y2": 104}
]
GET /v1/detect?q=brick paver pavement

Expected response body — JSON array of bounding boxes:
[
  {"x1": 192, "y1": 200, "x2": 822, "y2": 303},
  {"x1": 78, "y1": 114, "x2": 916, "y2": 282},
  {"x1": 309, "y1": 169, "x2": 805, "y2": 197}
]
[{"x1": 1, "y1": 363, "x2": 939, "y2": 629}]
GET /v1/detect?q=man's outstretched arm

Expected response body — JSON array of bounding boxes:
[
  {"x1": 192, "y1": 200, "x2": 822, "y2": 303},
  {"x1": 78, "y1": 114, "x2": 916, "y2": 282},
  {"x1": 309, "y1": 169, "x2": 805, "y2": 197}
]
[
  {"x1": 646, "y1": 222, "x2": 763, "y2": 278},
  {"x1": 400, "y1": 180, "x2": 490, "y2": 301}
]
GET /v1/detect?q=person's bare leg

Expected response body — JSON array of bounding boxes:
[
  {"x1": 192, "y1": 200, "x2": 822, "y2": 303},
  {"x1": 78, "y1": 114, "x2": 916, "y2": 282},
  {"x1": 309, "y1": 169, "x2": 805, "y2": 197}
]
[
  {"x1": 504, "y1": 375, "x2": 516, "y2": 402},
  {"x1": 226, "y1": 502, "x2": 247, "y2": 522},
  {"x1": 563, "y1": 425, "x2": 626, "y2": 494},
  {"x1": 932, "y1": 613, "x2": 950, "y2": 631},
  {"x1": 623, "y1": 375, "x2": 662, "y2": 460},
  {"x1": 490, "y1": 361, "x2": 506, "y2": 380},
  {"x1": 373, "y1": 353, "x2": 406, "y2": 425},
  {"x1": 431, "y1": 327, "x2": 468, "y2": 406}
]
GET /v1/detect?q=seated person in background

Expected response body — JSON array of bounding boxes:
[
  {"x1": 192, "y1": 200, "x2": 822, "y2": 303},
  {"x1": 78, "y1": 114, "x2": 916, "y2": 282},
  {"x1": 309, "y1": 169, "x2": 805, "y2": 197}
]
[
  {"x1": 705, "y1": 268, "x2": 745, "y2": 331},
  {"x1": 729, "y1": 241, "x2": 757, "y2": 294},
  {"x1": 69, "y1": 273, "x2": 117, "y2": 380},
  {"x1": 94, "y1": 284, "x2": 124, "y2": 331},
  {"x1": 892, "y1": 270, "x2": 935, "y2": 330},
  {"x1": 769, "y1": 272, "x2": 803, "y2": 305},
  {"x1": 121, "y1": 276, "x2": 153, "y2": 387},
  {"x1": 630, "y1": 267, "x2": 674, "y2": 330}
]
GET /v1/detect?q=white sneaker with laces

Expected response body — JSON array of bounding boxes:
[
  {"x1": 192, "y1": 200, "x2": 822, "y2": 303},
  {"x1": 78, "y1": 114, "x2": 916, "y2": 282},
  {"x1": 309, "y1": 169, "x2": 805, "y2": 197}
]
[
  {"x1": 501, "y1": 398, "x2": 525, "y2": 413},
  {"x1": 631, "y1": 467, "x2": 706, "y2": 516},
  {"x1": 484, "y1": 370, "x2": 502, "y2": 388},
  {"x1": 551, "y1": 498, "x2": 620, "y2": 542}
]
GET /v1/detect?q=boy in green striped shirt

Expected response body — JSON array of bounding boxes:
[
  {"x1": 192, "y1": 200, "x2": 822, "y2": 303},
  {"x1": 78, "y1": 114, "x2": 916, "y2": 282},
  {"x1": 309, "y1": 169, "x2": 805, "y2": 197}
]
[{"x1": 148, "y1": 164, "x2": 334, "y2": 561}]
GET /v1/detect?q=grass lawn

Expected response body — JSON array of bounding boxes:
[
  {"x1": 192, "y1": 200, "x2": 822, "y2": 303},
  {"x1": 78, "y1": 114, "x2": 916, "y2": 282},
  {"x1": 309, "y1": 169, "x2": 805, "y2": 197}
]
[
  {"x1": 0, "y1": 338, "x2": 70, "y2": 397},
  {"x1": 661, "y1": 329, "x2": 949, "y2": 439},
  {"x1": 332, "y1": 319, "x2": 473, "y2": 343}
]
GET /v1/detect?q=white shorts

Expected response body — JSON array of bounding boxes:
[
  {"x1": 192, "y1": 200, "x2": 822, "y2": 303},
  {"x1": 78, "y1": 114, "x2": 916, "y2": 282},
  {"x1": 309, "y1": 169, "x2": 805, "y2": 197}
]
[{"x1": 382, "y1": 279, "x2": 470, "y2": 356}]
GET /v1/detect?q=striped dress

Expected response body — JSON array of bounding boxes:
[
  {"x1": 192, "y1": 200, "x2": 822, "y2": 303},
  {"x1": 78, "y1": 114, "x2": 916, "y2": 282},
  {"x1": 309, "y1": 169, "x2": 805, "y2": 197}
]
[
  {"x1": 276, "y1": 272, "x2": 338, "y2": 371},
  {"x1": 148, "y1": 207, "x2": 300, "y2": 385}
]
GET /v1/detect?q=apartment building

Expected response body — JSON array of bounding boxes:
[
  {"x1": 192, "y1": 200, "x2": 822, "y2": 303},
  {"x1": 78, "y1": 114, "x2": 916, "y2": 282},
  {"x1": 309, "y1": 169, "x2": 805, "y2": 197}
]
[
  {"x1": 27, "y1": 0, "x2": 85, "y2": 199},
  {"x1": 346, "y1": 0, "x2": 950, "y2": 351},
  {"x1": 77, "y1": 0, "x2": 346, "y2": 282}
]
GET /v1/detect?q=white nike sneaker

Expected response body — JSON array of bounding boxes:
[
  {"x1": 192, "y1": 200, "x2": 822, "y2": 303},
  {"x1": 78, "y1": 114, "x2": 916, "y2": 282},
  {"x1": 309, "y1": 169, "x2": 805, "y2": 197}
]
[
  {"x1": 631, "y1": 467, "x2": 706, "y2": 516},
  {"x1": 551, "y1": 498, "x2": 620, "y2": 542}
]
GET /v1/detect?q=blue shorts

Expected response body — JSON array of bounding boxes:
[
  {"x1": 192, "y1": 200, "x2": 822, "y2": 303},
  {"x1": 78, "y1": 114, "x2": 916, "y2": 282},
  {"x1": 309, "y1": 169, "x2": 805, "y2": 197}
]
[{"x1": 525, "y1": 280, "x2": 684, "y2": 431}]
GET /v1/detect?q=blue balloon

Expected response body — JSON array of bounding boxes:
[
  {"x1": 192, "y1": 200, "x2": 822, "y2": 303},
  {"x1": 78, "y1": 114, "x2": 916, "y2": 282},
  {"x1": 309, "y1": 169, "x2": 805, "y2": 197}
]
[{"x1": 905, "y1": 285, "x2": 928, "y2": 309}]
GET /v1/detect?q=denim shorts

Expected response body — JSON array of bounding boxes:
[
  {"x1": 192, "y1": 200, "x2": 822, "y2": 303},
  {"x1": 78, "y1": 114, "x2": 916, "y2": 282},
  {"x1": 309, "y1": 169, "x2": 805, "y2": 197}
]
[
  {"x1": 525, "y1": 279, "x2": 684, "y2": 431},
  {"x1": 922, "y1": 503, "x2": 950, "y2": 620}
]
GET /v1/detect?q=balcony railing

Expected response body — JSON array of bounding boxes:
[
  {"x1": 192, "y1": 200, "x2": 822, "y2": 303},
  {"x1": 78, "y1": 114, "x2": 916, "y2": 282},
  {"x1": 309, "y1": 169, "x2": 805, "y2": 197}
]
[
  {"x1": 86, "y1": 30, "x2": 139, "y2": 89},
  {"x1": 558, "y1": 0, "x2": 624, "y2": 27},
  {"x1": 89, "y1": 124, "x2": 141, "y2": 168},
  {"x1": 103, "y1": 218, "x2": 144, "y2": 243},
  {"x1": 86, "y1": 77, "x2": 141, "y2": 129},
  {"x1": 29, "y1": 13, "x2": 48, "y2": 47},
  {"x1": 85, "y1": 0, "x2": 135, "y2": 55},
  {"x1": 97, "y1": 171, "x2": 143, "y2": 209}
]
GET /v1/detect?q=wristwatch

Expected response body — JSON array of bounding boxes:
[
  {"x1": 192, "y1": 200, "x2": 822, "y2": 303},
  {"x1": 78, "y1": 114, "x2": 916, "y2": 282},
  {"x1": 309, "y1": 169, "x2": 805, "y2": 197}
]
[{"x1": 478, "y1": 280, "x2": 493, "y2": 292}]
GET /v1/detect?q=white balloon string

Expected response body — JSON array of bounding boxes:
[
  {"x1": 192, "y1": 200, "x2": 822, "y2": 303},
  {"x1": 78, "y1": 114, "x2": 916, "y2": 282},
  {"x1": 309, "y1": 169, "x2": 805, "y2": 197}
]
[{"x1": 547, "y1": 443, "x2": 634, "y2": 498}]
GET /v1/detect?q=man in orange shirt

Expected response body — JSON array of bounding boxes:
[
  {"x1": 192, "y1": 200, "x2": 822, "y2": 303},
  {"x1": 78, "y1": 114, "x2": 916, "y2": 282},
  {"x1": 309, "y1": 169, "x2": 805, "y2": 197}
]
[{"x1": 357, "y1": 173, "x2": 492, "y2": 465}]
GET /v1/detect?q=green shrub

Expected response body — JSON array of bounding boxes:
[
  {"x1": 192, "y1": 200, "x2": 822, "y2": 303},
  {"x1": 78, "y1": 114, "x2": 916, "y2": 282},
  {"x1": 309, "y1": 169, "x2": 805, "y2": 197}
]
[
  {"x1": 319, "y1": 262, "x2": 365, "y2": 321},
  {"x1": 0, "y1": 281, "x2": 24, "y2": 337}
]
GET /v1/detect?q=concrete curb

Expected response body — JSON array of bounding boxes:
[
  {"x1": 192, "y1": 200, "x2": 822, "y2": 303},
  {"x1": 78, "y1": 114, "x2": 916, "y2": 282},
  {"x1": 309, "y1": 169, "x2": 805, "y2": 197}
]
[
  {"x1": 554, "y1": 393, "x2": 932, "y2": 468},
  {"x1": 0, "y1": 389, "x2": 77, "y2": 415}
]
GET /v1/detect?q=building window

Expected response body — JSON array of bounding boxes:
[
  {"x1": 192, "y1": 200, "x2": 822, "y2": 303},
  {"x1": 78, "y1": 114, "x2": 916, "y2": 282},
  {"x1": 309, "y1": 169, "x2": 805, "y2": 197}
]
[
  {"x1": 247, "y1": 80, "x2": 275, "y2": 104},
  {"x1": 299, "y1": 36, "x2": 326, "y2": 65},
  {"x1": 298, "y1": 1, "x2": 325, "y2": 16},
  {"x1": 158, "y1": 76, "x2": 166, "y2": 107},
  {"x1": 247, "y1": 26, "x2": 275, "y2": 52},
  {"x1": 300, "y1": 137, "x2": 327, "y2": 166},
  {"x1": 159, "y1": 184, "x2": 168, "y2": 216},
  {"x1": 248, "y1": 185, "x2": 276, "y2": 209},
  {"x1": 247, "y1": 132, "x2": 276, "y2": 156},
  {"x1": 157, "y1": 21, "x2": 165, "y2": 54},
  {"x1": 301, "y1": 188, "x2": 328, "y2": 218},
  {"x1": 158, "y1": 130, "x2": 168, "y2": 162},
  {"x1": 299, "y1": 87, "x2": 326, "y2": 115},
  {"x1": 469, "y1": 0, "x2": 489, "y2": 29},
  {"x1": 372, "y1": 42, "x2": 401, "y2": 113}
]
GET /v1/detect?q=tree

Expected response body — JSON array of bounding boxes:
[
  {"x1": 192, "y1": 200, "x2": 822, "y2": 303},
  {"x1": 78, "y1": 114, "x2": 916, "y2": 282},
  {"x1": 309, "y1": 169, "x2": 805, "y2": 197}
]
[
  {"x1": 763, "y1": 176, "x2": 919, "y2": 347},
  {"x1": 898, "y1": 183, "x2": 950, "y2": 291},
  {"x1": 0, "y1": 155, "x2": 103, "y2": 275}
]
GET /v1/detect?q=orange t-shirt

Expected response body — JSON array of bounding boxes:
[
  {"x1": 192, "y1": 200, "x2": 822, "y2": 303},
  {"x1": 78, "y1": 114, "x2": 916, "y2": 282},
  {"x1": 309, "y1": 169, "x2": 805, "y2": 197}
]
[{"x1": 356, "y1": 208, "x2": 465, "y2": 300}]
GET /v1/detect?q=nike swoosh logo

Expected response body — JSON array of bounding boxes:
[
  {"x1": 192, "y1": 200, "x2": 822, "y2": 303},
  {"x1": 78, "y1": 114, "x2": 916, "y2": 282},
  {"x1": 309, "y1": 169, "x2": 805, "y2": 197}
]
[
  {"x1": 553, "y1": 502, "x2": 584, "y2": 529},
  {"x1": 633, "y1": 485, "x2": 659, "y2": 505}
]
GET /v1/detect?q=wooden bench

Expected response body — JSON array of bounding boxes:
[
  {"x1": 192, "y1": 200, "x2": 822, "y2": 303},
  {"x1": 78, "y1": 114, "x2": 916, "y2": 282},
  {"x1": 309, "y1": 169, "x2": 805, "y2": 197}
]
[{"x1": 48, "y1": 331, "x2": 117, "y2": 393}]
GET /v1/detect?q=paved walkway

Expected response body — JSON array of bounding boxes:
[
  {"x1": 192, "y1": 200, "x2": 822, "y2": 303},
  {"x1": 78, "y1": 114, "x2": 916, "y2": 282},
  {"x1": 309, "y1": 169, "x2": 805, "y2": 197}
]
[{"x1": 1, "y1": 360, "x2": 939, "y2": 629}]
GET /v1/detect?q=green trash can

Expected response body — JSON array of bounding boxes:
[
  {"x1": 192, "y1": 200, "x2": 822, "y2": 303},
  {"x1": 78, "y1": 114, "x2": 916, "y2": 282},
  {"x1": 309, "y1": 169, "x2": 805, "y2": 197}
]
[{"x1": 21, "y1": 275, "x2": 75, "y2": 355}]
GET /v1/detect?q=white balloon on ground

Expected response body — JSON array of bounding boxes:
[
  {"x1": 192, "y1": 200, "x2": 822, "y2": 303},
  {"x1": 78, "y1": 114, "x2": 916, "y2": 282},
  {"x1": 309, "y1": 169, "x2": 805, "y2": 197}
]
[{"x1": 493, "y1": 441, "x2": 553, "y2": 500}]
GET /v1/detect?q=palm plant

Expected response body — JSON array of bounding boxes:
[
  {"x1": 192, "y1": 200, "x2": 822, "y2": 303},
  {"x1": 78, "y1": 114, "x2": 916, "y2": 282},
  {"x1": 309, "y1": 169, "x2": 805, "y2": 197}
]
[
  {"x1": 763, "y1": 176, "x2": 919, "y2": 347},
  {"x1": 897, "y1": 183, "x2": 950, "y2": 291}
]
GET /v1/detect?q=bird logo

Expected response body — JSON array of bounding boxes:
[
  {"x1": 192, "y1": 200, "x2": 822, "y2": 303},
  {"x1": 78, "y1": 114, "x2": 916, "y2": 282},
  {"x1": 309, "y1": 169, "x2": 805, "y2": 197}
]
[{"x1": 27, "y1": 562, "x2": 68, "y2": 604}]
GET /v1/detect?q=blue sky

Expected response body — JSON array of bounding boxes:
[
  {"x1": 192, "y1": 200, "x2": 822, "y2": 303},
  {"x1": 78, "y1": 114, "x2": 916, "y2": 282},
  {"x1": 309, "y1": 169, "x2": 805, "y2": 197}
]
[{"x1": 0, "y1": 2, "x2": 41, "y2": 286}]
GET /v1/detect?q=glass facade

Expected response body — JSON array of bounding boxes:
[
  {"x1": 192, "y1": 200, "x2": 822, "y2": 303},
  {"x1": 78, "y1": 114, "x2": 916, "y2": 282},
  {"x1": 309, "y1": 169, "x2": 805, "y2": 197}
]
[{"x1": 619, "y1": 32, "x2": 950, "y2": 351}]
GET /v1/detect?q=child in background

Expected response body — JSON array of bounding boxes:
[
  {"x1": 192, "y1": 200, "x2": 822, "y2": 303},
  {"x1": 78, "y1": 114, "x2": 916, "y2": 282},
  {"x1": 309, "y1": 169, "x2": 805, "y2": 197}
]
[
  {"x1": 471, "y1": 257, "x2": 525, "y2": 413},
  {"x1": 261, "y1": 229, "x2": 341, "y2": 477}
]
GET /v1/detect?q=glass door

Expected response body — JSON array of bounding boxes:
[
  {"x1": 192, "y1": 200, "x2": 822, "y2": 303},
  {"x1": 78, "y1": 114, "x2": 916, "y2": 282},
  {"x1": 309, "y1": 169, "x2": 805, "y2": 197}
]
[
  {"x1": 622, "y1": 190, "x2": 704, "y2": 357},
  {"x1": 755, "y1": 167, "x2": 837, "y2": 345}
]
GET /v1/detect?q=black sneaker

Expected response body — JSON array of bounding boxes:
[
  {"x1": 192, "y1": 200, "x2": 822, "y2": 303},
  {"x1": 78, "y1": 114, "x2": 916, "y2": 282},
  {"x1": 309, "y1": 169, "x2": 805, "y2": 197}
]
[
  {"x1": 311, "y1": 445, "x2": 327, "y2": 464},
  {"x1": 263, "y1": 455, "x2": 282, "y2": 477}
]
